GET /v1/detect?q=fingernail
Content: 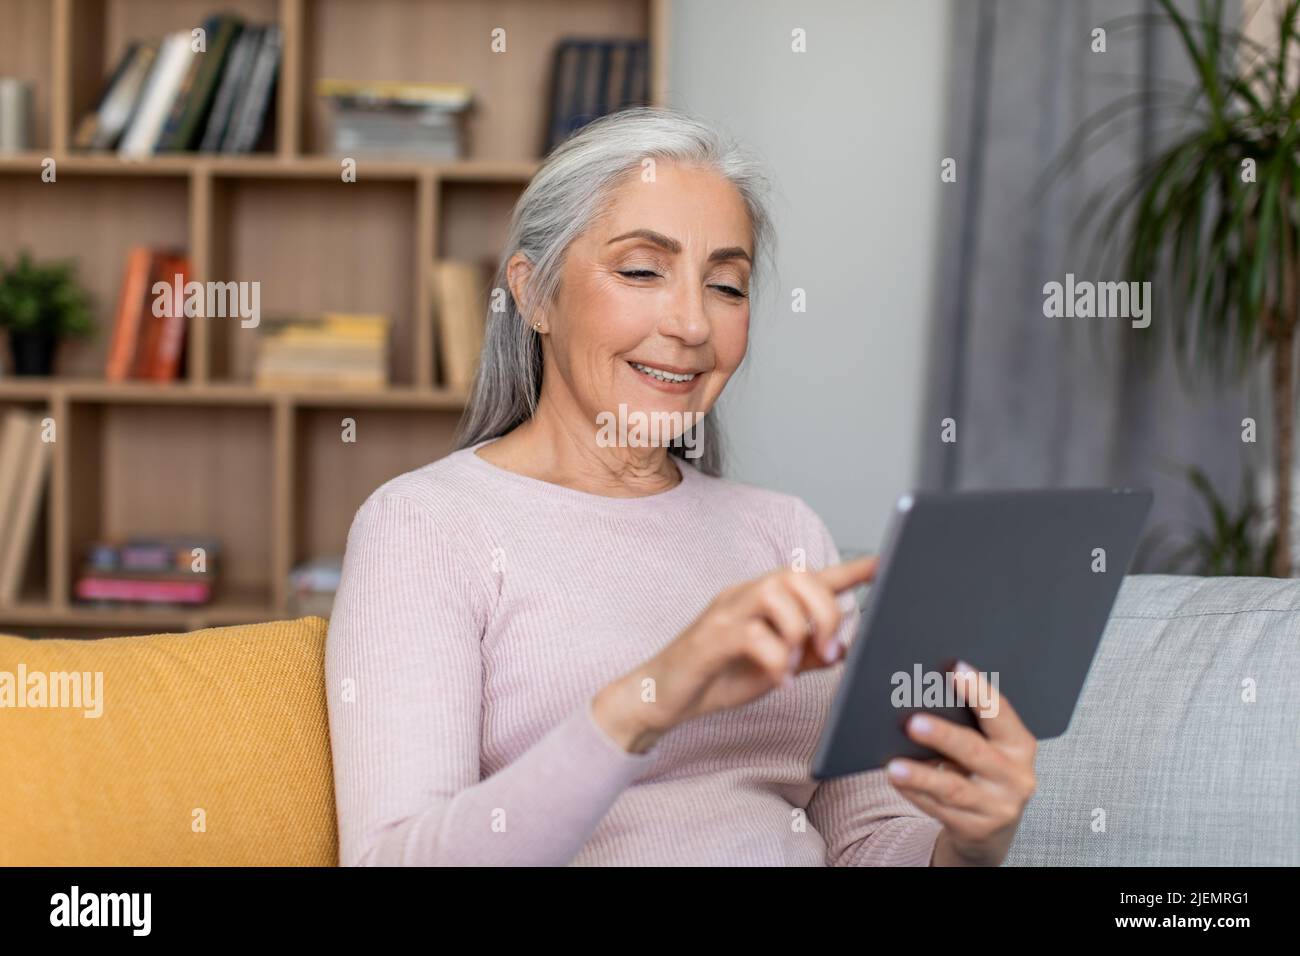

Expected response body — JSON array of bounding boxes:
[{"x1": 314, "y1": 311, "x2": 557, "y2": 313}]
[
  {"x1": 821, "y1": 639, "x2": 841, "y2": 664},
  {"x1": 887, "y1": 760, "x2": 910, "y2": 779},
  {"x1": 909, "y1": 714, "x2": 933, "y2": 735},
  {"x1": 955, "y1": 660, "x2": 975, "y2": 675}
]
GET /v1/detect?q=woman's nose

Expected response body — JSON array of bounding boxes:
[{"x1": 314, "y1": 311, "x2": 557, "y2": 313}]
[{"x1": 659, "y1": 277, "x2": 712, "y2": 345}]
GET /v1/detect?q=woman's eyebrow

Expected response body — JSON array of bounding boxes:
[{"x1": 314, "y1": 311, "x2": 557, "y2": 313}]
[{"x1": 607, "y1": 228, "x2": 752, "y2": 263}]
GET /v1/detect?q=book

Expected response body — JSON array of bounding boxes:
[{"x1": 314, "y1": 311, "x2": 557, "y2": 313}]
[
  {"x1": 73, "y1": 41, "x2": 146, "y2": 150},
  {"x1": 130, "y1": 251, "x2": 189, "y2": 380},
  {"x1": 119, "y1": 31, "x2": 198, "y2": 157},
  {"x1": 198, "y1": 25, "x2": 260, "y2": 152},
  {"x1": 544, "y1": 39, "x2": 649, "y2": 154},
  {"x1": 255, "y1": 313, "x2": 390, "y2": 390},
  {"x1": 430, "y1": 260, "x2": 487, "y2": 390},
  {"x1": 0, "y1": 411, "x2": 51, "y2": 604},
  {"x1": 149, "y1": 253, "x2": 191, "y2": 381},
  {"x1": 86, "y1": 41, "x2": 161, "y2": 151},
  {"x1": 130, "y1": 252, "x2": 170, "y2": 379},
  {"x1": 327, "y1": 109, "x2": 464, "y2": 160},
  {"x1": 75, "y1": 576, "x2": 212, "y2": 605},
  {"x1": 74, "y1": 19, "x2": 280, "y2": 155},
  {"x1": 316, "y1": 79, "x2": 473, "y2": 110},
  {"x1": 84, "y1": 536, "x2": 220, "y2": 573},
  {"x1": 157, "y1": 15, "x2": 244, "y2": 151},
  {"x1": 103, "y1": 248, "x2": 190, "y2": 382},
  {"x1": 318, "y1": 79, "x2": 471, "y2": 160},
  {"x1": 0, "y1": 412, "x2": 34, "y2": 588},
  {"x1": 223, "y1": 24, "x2": 281, "y2": 153},
  {"x1": 74, "y1": 535, "x2": 219, "y2": 606},
  {"x1": 104, "y1": 247, "x2": 156, "y2": 381},
  {"x1": 153, "y1": 22, "x2": 210, "y2": 152}
]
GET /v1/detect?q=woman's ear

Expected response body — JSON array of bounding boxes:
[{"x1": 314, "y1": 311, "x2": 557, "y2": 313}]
[{"x1": 506, "y1": 252, "x2": 542, "y2": 328}]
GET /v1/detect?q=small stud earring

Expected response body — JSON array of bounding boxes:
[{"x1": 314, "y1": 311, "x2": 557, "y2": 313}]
[{"x1": 532, "y1": 321, "x2": 542, "y2": 332}]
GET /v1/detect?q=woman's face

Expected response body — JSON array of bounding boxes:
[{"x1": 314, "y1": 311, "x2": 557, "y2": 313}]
[{"x1": 513, "y1": 161, "x2": 753, "y2": 447}]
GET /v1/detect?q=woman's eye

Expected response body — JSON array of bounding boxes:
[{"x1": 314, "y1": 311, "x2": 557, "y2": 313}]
[
  {"x1": 711, "y1": 284, "x2": 748, "y2": 299},
  {"x1": 619, "y1": 269, "x2": 660, "y2": 280}
]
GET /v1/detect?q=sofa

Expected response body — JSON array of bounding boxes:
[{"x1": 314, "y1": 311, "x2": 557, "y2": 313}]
[{"x1": 1, "y1": 574, "x2": 1295, "y2": 866}]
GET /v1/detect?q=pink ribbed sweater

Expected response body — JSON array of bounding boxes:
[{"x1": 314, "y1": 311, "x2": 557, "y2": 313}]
[{"x1": 325, "y1": 439, "x2": 943, "y2": 866}]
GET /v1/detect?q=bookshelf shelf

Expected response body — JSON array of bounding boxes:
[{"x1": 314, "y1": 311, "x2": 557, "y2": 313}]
[
  {"x1": 0, "y1": 378, "x2": 473, "y2": 408},
  {"x1": 0, "y1": 590, "x2": 277, "y2": 633},
  {"x1": 0, "y1": 0, "x2": 667, "y2": 636},
  {"x1": 0, "y1": 151, "x2": 542, "y2": 180}
]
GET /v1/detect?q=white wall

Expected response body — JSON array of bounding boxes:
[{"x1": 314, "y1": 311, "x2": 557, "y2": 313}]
[{"x1": 668, "y1": 0, "x2": 952, "y2": 553}]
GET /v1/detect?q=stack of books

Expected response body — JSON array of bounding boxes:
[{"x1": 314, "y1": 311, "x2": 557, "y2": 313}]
[
  {"x1": 430, "y1": 259, "x2": 488, "y2": 390},
  {"x1": 0, "y1": 409, "x2": 53, "y2": 605},
  {"x1": 317, "y1": 80, "x2": 472, "y2": 160},
  {"x1": 287, "y1": 556, "x2": 342, "y2": 618},
  {"x1": 74, "y1": 14, "x2": 282, "y2": 156},
  {"x1": 75, "y1": 536, "x2": 219, "y2": 607},
  {"x1": 104, "y1": 246, "x2": 192, "y2": 382},
  {"x1": 255, "y1": 313, "x2": 391, "y2": 391}
]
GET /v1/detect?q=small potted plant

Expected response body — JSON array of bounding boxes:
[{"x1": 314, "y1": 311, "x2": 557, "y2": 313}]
[{"x1": 0, "y1": 251, "x2": 94, "y2": 376}]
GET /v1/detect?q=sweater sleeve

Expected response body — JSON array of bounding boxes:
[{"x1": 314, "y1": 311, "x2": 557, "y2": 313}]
[
  {"x1": 325, "y1": 491, "x2": 657, "y2": 866},
  {"x1": 789, "y1": 497, "x2": 944, "y2": 866}
]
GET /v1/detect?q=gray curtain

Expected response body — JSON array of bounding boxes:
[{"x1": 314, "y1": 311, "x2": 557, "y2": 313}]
[{"x1": 920, "y1": 0, "x2": 1268, "y2": 572}]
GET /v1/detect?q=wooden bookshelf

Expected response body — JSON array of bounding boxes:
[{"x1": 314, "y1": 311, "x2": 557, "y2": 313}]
[{"x1": 0, "y1": 0, "x2": 668, "y2": 635}]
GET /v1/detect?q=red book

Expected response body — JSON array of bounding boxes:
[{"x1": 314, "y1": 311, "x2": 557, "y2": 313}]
[
  {"x1": 149, "y1": 254, "x2": 190, "y2": 381},
  {"x1": 131, "y1": 253, "x2": 173, "y2": 379},
  {"x1": 104, "y1": 247, "x2": 154, "y2": 381}
]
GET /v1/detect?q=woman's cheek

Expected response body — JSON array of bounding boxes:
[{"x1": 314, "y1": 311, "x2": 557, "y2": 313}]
[{"x1": 715, "y1": 310, "x2": 750, "y2": 372}]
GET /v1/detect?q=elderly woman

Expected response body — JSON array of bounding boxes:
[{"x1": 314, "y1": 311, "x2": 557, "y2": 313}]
[{"x1": 325, "y1": 107, "x2": 1036, "y2": 866}]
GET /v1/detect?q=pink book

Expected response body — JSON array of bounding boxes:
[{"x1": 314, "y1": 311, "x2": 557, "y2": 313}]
[{"x1": 75, "y1": 576, "x2": 211, "y2": 605}]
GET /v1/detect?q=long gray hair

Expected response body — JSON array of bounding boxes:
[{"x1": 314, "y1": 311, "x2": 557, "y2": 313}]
[{"x1": 452, "y1": 106, "x2": 774, "y2": 477}]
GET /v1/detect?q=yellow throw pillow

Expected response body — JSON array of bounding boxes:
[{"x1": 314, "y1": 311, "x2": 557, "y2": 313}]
[{"x1": 0, "y1": 617, "x2": 337, "y2": 866}]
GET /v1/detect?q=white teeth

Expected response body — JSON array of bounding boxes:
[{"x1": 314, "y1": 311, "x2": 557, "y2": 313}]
[{"x1": 630, "y1": 361, "x2": 697, "y2": 383}]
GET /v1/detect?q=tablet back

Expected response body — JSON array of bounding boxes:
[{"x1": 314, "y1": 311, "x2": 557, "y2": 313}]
[{"x1": 811, "y1": 487, "x2": 1153, "y2": 780}]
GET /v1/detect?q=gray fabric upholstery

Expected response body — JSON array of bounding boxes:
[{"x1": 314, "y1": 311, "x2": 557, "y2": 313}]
[{"x1": 1005, "y1": 574, "x2": 1299, "y2": 865}]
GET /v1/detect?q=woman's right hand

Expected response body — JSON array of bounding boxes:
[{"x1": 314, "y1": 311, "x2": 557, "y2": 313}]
[{"x1": 592, "y1": 555, "x2": 878, "y2": 753}]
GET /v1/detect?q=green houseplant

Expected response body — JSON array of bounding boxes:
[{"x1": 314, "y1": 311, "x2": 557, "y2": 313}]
[
  {"x1": 1067, "y1": 0, "x2": 1300, "y2": 576},
  {"x1": 0, "y1": 251, "x2": 94, "y2": 376}
]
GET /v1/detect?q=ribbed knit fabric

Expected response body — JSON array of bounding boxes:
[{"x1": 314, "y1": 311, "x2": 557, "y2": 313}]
[{"x1": 325, "y1": 438, "x2": 943, "y2": 866}]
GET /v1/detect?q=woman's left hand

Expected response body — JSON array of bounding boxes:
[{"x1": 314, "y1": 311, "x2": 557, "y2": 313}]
[{"x1": 885, "y1": 661, "x2": 1037, "y2": 866}]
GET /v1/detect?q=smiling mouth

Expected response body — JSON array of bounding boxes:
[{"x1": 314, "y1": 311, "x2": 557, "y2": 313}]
[{"x1": 627, "y1": 360, "x2": 702, "y2": 383}]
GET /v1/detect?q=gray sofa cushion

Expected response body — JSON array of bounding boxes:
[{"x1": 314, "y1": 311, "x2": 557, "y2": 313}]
[{"x1": 1005, "y1": 574, "x2": 1299, "y2": 866}]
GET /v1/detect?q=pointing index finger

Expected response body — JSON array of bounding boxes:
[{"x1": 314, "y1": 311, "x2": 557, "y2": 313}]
[{"x1": 813, "y1": 554, "x2": 878, "y2": 594}]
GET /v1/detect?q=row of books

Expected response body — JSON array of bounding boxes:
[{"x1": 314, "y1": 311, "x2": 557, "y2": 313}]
[
  {"x1": 544, "y1": 39, "x2": 650, "y2": 154},
  {"x1": 76, "y1": 536, "x2": 219, "y2": 607},
  {"x1": 255, "y1": 313, "x2": 392, "y2": 391},
  {"x1": 0, "y1": 410, "x2": 52, "y2": 605},
  {"x1": 75, "y1": 14, "x2": 281, "y2": 156},
  {"x1": 318, "y1": 80, "x2": 472, "y2": 161},
  {"x1": 94, "y1": 251, "x2": 488, "y2": 389},
  {"x1": 105, "y1": 247, "x2": 192, "y2": 382}
]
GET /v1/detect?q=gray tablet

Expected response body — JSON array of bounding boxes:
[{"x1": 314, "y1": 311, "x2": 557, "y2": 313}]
[{"x1": 811, "y1": 487, "x2": 1153, "y2": 780}]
